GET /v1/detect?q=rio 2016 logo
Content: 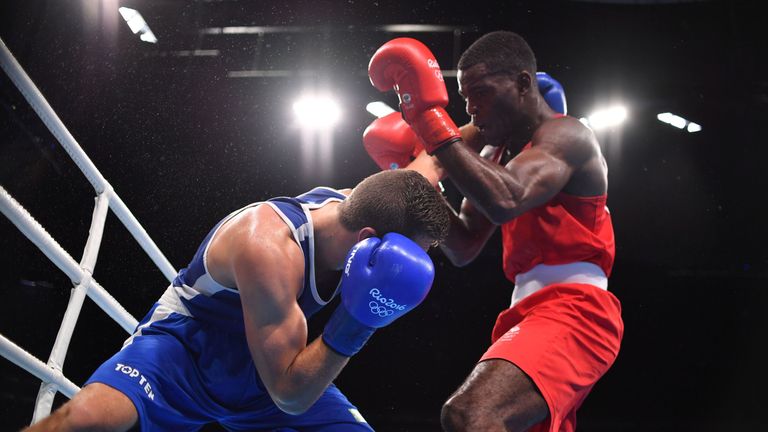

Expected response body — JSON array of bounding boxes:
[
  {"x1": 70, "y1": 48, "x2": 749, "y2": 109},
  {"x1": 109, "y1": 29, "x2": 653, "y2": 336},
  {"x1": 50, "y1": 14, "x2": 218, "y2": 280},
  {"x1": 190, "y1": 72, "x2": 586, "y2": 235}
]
[
  {"x1": 369, "y1": 288, "x2": 406, "y2": 311},
  {"x1": 427, "y1": 58, "x2": 444, "y2": 82}
]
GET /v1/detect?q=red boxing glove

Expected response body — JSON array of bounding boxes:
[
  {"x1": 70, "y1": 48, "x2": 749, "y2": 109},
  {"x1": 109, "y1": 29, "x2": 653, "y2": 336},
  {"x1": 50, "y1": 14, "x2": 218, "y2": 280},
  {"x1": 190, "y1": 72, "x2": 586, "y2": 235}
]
[
  {"x1": 368, "y1": 38, "x2": 461, "y2": 155},
  {"x1": 363, "y1": 112, "x2": 424, "y2": 170}
]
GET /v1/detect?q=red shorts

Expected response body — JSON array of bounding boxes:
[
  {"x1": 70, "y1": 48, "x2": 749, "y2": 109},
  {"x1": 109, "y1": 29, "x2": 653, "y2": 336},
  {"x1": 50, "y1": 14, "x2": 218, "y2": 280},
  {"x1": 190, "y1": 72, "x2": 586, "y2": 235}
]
[{"x1": 480, "y1": 283, "x2": 623, "y2": 432}]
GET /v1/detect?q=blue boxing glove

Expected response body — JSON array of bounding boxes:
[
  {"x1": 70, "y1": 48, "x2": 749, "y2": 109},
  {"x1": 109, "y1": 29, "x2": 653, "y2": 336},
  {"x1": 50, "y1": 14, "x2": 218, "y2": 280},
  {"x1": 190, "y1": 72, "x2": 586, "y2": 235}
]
[
  {"x1": 322, "y1": 232, "x2": 435, "y2": 357},
  {"x1": 537, "y1": 71, "x2": 567, "y2": 115}
]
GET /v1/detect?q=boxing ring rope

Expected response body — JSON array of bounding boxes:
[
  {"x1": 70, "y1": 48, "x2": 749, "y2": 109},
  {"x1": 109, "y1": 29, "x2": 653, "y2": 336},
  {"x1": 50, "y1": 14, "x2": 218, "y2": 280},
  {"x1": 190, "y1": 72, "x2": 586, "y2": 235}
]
[{"x1": 0, "y1": 37, "x2": 177, "y2": 424}]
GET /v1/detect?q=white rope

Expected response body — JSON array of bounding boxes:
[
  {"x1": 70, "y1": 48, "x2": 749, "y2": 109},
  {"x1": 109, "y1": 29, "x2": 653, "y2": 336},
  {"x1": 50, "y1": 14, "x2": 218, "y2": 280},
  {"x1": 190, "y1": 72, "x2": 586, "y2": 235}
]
[
  {"x1": 0, "y1": 37, "x2": 177, "y2": 281},
  {"x1": 0, "y1": 334, "x2": 80, "y2": 398},
  {"x1": 108, "y1": 190, "x2": 177, "y2": 281},
  {"x1": 0, "y1": 39, "x2": 106, "y2": 192},
  {"x1": 0, "y1": 35, "x2": 180, "y2": 424},
  {"x1": 0, "y1": 186, "x2": 138, "y2": 333}
]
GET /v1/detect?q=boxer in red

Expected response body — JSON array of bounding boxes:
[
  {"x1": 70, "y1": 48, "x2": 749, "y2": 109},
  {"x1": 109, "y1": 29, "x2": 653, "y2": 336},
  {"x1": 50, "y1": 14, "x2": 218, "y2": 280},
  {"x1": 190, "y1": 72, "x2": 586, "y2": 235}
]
[{"x1": 364, "y1": 31, "x2": 623, "y2": 431}]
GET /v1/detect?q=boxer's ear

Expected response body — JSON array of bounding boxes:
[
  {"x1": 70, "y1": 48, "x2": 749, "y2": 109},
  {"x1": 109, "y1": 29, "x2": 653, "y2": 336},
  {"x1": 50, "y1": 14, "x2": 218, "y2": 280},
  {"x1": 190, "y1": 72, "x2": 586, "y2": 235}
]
[
  {"x1": 357, "y1": 227, "x2": 378, "y2": 242},
  {"x1": 517, "y1": 71, "x2": 533, "y2": 95}
]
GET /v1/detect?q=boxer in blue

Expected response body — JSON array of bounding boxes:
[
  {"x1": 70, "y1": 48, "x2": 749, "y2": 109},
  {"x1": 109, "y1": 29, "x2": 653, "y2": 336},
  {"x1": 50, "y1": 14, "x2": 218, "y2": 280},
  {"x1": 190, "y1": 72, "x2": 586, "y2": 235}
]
[{"x1": 25, "y1": 169, "x2": 449, "y2": 431}]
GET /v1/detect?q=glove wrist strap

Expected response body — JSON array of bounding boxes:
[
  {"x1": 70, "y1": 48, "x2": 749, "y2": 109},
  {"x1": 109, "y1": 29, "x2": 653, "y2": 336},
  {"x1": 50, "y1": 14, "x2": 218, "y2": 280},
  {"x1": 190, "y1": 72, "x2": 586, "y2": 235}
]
[
  {"x1": 322, "y1": 305, "x2": 376, "y2": 357},
  {"x1": 410, "y1": 107, "x2": 462, "y2": 155}
]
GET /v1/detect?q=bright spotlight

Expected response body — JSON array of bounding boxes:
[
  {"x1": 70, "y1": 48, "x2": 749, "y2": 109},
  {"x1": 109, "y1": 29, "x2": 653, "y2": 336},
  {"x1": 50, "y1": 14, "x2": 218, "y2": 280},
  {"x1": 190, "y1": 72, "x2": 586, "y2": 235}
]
[
  {"x1": 583, "y1": 106, "x2": 628, "y2": 130},
  {"x1": 293, "y1": 94, "x2": 341, "y2": 129},
  {"x1": 366, "y1": 101, "x2": 396, "y2": 118},
  {"x1": 657, "y1": 112, "x2": 686, "y2": 129},
  {"x1": 657, "y1": 112, "x2": 702, "y2": 133},
  {"x1": 118, "y1": 7, "x2": 157, "y2": 44}
]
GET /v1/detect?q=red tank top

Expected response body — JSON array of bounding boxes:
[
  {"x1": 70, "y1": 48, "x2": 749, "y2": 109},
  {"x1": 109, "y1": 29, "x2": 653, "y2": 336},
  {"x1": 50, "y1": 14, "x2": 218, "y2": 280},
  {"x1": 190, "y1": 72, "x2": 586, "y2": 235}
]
[{"x1": 496, "y1": 140, "x2": 615, "y2": 281}]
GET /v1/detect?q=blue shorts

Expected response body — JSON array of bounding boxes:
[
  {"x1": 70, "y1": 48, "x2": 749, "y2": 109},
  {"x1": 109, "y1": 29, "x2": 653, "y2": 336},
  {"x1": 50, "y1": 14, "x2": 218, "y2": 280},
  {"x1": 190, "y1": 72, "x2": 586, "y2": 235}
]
[{"x1": 85, "y1": 303, "x2": 373, "y2": 431}]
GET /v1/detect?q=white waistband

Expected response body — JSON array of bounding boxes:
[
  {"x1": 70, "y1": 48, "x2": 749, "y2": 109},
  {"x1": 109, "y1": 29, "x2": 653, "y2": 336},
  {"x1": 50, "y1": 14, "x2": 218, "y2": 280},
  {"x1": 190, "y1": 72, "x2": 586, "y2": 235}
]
[
  {"x1": 511, "y1": 262, "x2": 608, "y2": 307},
  {"x1": 158, "y1": 284, "x2": 192, "y2": 317}
]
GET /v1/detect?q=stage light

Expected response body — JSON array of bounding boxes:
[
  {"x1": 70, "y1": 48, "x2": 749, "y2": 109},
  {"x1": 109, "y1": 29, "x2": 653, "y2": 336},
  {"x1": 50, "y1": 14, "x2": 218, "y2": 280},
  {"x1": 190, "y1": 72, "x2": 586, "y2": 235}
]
[
  {"x1": 657, "y1": 112, "x2": 702, "y2": 133},
  {"x1": 657, "y1": 112, "x2": 686, "y2": 129},
  {"x1": 365, "y1": 101, "x2": 396, "y2": 118},
  {"x1": 292, "y1": 94, "x2": 341, "y2": 130},
  {"x1": 581, "y1": 105, "x2": 628, "y2": 130},
  {"x1": 118, "y1": 7, "x2": 157, "y2": 44}
]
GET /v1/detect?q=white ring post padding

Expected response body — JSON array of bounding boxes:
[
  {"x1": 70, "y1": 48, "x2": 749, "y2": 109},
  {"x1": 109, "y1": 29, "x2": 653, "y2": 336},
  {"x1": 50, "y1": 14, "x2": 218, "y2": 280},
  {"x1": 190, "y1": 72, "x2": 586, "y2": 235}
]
[
  {"x1": 33, "y1": 275, "x2": 92, "y2": 423},
  {"x1": 33, "y1": 383, "x2": 59, "y2": 425},
  {"x1": 0, "y1": 334, "x2": 80, "y2": 398},
  {"x1": 33, "y1": 191, "x2": 111, "y2": 422},
  {"x1": 0, "y1": 36, "x2": 177, "y2": 282},
  {"x1": 0, "y1": 186, "x2": 138, "y2": 333},
  {"x1": 80, "y1": 191, "x2": 111, "y2": 275}
]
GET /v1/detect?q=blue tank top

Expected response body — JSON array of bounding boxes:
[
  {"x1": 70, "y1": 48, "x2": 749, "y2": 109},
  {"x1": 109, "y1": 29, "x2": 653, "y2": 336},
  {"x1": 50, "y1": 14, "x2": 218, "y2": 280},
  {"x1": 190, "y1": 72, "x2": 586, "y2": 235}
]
[{"x1": 158, "y1": 187, "x2": 347, "y2": 333}]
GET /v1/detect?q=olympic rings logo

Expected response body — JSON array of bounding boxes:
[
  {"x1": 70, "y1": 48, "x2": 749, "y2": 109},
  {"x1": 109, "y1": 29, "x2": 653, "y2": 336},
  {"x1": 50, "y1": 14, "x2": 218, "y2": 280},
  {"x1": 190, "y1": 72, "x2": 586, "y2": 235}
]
[
  {"x1": 369, "y1": 301, "x2": 395, "y2": 317},
  {"x1": 426, "y1": 59, "x2": 444, "y2": 81}
]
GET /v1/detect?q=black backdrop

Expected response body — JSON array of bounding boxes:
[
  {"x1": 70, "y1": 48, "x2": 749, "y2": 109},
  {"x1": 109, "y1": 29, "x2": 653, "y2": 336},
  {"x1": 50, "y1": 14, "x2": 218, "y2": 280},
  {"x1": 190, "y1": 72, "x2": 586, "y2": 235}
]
[{"x1": 1, "y1": 1, "x2": 767, "y2": 430}]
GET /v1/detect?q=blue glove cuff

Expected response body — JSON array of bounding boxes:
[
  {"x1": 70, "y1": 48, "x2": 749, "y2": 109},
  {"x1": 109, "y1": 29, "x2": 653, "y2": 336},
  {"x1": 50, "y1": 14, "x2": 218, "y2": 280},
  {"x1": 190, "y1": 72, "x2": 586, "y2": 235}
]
[{"x1": 322, "y1": 305, "x2": 377, "y2": 357}]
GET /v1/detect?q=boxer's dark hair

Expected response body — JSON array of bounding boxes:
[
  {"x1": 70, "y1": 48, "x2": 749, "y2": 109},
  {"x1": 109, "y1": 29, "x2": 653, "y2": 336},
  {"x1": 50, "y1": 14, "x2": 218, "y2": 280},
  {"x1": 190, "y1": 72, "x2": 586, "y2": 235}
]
[
  {"x1": 458, "y1": 31, "x2": 537, "y2": 76},
  {"x1": 340, "y1": 170, "x2": 449, "y2": 244}
]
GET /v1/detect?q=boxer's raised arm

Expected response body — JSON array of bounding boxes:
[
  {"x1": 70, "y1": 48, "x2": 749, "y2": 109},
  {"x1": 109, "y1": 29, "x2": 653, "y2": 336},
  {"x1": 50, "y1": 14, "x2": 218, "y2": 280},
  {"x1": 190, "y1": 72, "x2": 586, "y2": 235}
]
[{"x1": 223, "y1": 209, "x2": 349, "y2": 415}]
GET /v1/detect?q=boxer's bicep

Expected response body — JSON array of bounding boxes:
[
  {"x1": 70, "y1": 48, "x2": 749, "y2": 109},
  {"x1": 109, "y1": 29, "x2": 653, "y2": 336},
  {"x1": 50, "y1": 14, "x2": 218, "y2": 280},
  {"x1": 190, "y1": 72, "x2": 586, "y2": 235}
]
[
  {"x1": 503, "y1": 147, "x2": 573, "y2": 214},
  {"x1": 500, "y1": 119, "x2": 594, "y2": 216}
]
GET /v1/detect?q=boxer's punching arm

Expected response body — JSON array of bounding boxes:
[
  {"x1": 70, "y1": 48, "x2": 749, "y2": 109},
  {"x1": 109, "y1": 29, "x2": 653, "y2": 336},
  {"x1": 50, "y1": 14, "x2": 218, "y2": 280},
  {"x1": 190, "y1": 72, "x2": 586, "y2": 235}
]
[
  {"x1": 407, "y1": 123, "x2": 486, "y2": 186},
  {"x1": 406, "y1": 73, "x2": 562, "y2": 182},
  {"x1": 436, "y1": 119, "x2": 592, "y2": 225},
  {"x1": 213, "y1": 208, "x2": 348, "y2": 416}
]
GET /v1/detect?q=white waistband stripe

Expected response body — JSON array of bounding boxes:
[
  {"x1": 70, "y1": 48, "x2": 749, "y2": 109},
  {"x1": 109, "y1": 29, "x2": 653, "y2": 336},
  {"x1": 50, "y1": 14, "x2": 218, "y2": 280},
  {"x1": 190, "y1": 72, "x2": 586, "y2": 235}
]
[{"x1": 511, "y1": 262, "x2": 608, "y2": 307}]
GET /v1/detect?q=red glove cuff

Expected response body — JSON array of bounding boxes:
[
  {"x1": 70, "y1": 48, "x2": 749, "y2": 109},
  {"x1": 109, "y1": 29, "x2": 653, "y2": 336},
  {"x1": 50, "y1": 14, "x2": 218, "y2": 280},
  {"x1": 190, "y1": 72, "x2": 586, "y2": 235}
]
[{"x1": 410, "y1": 107, "x2": 461, "y2": 155}]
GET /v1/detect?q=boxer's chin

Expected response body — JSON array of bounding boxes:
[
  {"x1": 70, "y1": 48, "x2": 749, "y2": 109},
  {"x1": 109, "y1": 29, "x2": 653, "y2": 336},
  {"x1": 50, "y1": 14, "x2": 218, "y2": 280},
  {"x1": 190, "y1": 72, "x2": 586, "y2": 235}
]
[{"x1": 479, "y1": 126, "x2": 502, "y2": 147}]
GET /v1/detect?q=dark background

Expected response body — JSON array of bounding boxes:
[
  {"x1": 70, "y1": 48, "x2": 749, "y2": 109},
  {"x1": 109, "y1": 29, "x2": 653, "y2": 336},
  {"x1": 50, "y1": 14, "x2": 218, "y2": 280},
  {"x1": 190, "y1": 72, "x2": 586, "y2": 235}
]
[{"x1": 1, "y1": 0, "x2": 766, "y2": 430}]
